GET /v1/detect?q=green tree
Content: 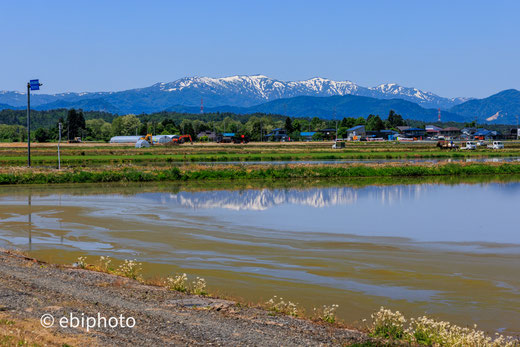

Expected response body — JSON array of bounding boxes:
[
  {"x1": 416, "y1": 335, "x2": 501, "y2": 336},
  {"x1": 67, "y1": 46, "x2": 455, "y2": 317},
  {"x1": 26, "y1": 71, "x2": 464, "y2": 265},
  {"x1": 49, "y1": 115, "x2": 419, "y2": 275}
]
[
  {"x1": 34, "y1": 127, "x2": 49, "y2": 142},
  {"x1": 366, "y1": 115, "x2": 385, "y2": 131},
  {"x1": 312, "y1": 132, "x2": 325, "y2": 141},
  {"x1": 0, "y1": 124, "x2": 25, "y2": 142},
  {"x1": 354, "y1": 117, "x2": 366, "y2": 126},
  {"x1": 288, "y1": 130, "x2": 301, "y2": 141},
  {"x1": 284, "y1": 117, "x2": 294, "y2": 133},
  {"x1": 340, "y1": 117, "x2": 356, "y2": 129},
  {"x1": 65, "y1": 109, "x2": 86, "y2": 140},
  {"x1": 291, "y1": 118, "x2": 305, "y2": 132},
  {"x1": 337, "y1": 127, "x2": 349, "y2": 139},
  {"x1": 180, "y1": 119, "x2": 196, "y2": 138},
  {"x1": 310, "y1": 117, "x2": 325, "y2": 131},
  {"x1": 86, "y1": 119, "x2": 112, "y2": 141},
  {"x1": 387, "y1": 110, "x2": 405, "y2": 128},
  {"x1": 111, "y1": 114, "x2": 141, "y2": 136}
]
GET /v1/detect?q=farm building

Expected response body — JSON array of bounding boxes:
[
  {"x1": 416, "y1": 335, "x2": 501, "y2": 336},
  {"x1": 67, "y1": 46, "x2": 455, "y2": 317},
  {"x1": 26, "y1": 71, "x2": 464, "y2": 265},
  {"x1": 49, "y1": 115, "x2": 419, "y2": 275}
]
[
  {"x1": 346, "y1": 125, "x2": 366, "y2": 139},
  {"x1": 109, "y1": 136, "x2": 142, "y2": 143},
  {"x1": 300, "y1": 132, "x2": 316, "y2": 141},
  {"x1": 474, "y1": 129, "x2": 501, "y2": 140},
  {"x1": 265, "y1": 128, "x2": 289, "y2": 141},
  {"x1": 402, "y1": 128, "x2": 426, "y2": 138},
  {"x1": 366, "y1": 130, "x2": 398, "y2": 140},
  {"x1": 439, "y1": 127, "x2": 461, "y2": 138},
  {"x1": 197, "y1": 131, "x2": 217, "y2": 141},
  {"x1": 110, "y1": 135, "x2": 174, "y2": 144},
  {"x1": 135, "y1": 139, "x2": 150, "y2": 148}
]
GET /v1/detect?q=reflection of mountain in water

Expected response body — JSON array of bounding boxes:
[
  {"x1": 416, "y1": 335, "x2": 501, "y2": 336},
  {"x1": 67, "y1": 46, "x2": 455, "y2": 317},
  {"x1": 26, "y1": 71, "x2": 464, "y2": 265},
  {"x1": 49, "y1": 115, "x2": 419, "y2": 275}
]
[
  {"x1": 137, "y1": 185, "x2": 427, "y2": 211},
  {"x1": 171, "y1": 189, "x2": 356, "y2": 210}
]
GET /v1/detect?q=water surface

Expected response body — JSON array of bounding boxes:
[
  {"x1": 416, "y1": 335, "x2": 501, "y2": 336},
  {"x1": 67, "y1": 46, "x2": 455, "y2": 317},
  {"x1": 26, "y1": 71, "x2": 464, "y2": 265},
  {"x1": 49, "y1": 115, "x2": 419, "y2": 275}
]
[{"x1": 0, "y1": 180, "x2": 519, "y2": 333}]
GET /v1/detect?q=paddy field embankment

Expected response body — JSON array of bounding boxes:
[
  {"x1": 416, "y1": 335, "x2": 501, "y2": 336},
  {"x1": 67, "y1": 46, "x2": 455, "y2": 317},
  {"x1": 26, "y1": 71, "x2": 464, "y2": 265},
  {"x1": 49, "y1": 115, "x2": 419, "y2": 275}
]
[{"x1": 1, "y1": 141, "x2": 520, "y2": 184}]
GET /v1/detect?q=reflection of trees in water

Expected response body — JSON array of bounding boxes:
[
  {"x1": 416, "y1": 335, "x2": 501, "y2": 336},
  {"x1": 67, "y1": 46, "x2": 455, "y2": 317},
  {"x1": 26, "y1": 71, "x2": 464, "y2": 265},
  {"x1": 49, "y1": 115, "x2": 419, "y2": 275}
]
[{"x1": 165, "y1": 185, "x2": 427, "y2": 211}]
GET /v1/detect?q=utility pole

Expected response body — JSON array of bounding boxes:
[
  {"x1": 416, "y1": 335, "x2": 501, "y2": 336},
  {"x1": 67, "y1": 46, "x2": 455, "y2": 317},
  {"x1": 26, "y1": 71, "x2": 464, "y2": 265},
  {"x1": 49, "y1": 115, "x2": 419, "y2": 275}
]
[
  {"x1": 516, "y1": 115, "x2": 520, "y2": 140},
  {"x1": 27, "y1": 79, "x2": 42, "y2": 167},
  {"x1": 27, "y1": 83, "x2": 31, "y2": 167},
  {"x1": 58, "y1": 122, "x2": 62, "y2": 170},
  {"x1": 334, "y1": 107, "x2": 337, "y2": 141}
]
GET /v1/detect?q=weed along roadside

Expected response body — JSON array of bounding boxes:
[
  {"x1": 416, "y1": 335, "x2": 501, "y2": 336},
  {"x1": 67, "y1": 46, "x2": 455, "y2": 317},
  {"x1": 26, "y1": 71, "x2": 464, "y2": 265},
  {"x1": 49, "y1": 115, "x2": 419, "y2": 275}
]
[
  {"x1": 0, "y1": 250, "x2": 368, "y2": 346},
  {"x1": 0, "y1": 250, "x2": 517, "y2": 346},
  {"x1": 2, "y1": 162, "x2": 520, "y2": 185}
]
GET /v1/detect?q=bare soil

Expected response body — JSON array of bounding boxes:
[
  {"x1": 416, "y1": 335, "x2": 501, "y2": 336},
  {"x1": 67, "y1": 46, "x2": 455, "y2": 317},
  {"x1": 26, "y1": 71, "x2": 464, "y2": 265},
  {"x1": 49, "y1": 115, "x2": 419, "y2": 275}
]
[{"x1": 0, "y1": 250, "x2": 370, "y2": 346}]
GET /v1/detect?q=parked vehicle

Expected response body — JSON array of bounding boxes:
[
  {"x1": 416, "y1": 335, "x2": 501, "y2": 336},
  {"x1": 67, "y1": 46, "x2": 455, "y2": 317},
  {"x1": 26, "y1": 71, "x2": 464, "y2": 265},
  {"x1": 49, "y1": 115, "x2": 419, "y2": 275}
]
[
  {"x1": 461, "y1": 141, "x2": 476, "y2": 150},
  {"x1": 476, "y1": 140, "x2": 487, "y2": 146},
  {"x1": 332, "y1": 141, "x2": 345, "y2": 149},
  {"x1": 436, "y1": 140, "x2": 459, "y2": 150},
  {"x1": 68, "y1": 137, "x2": 82, "y2": 143},
  {"x1": 170, "y1": 134, "x2": 193, "y2": 144},
  {"x1": 232, "y1": 134, "x2": 249, "y2": 144},
  {"x1": 487, "y1": 141, "x2": 504, "y2": 149},
  {"x1": 139, "y1": 134, "x2": 153, "y2": 146}
]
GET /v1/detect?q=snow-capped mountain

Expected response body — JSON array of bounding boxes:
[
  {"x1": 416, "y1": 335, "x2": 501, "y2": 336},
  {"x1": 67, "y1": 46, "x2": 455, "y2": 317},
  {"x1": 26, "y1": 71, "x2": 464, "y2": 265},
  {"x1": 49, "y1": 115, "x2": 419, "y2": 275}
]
[
  {"x1": 0, "y1": 75, "x2": 468, "y2": 114},
  {"x1": 149, "y1": 75, "x2": 466, "y2": 109},
  {"x1": 366, "y1": 83, "x2": 470, "y2": 109}
]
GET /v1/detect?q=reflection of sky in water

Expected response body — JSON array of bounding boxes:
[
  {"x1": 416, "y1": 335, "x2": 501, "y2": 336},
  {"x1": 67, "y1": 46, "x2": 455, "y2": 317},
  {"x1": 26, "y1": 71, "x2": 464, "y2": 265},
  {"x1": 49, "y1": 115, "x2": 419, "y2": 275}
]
[
  {"x1": 2, "y1": 182, "x2": 520, "y2": 246},
  {"x1": 2, "y1": 182, "x2": 520, "y2": 333},
  {"x1": 137, "y1": 183, "x2": 520, "y2": 244}
]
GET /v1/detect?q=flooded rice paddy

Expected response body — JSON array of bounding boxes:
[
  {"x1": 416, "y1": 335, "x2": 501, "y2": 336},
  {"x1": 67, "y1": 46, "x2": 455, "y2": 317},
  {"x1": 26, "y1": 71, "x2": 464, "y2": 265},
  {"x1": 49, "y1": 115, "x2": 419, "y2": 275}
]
[
  {"x1": 0, "y1": 179, "x2": 519, "y2": 334},
  {"x1": 193, "y1": 156, "x2": 520, "y2": 166}
]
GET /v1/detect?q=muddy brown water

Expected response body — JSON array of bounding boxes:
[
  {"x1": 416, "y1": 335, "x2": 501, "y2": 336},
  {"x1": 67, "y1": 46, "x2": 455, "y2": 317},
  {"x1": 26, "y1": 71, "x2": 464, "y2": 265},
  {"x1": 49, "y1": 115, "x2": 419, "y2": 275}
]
[{"x1": 0, "y1": 179, "x2": 519, "y2": 334}]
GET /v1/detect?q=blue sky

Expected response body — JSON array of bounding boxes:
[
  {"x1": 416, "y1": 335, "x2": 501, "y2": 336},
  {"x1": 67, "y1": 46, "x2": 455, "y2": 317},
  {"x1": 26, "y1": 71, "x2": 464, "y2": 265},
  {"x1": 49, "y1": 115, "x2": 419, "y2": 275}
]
[{"x1": 1, "y1": 0, "x2": 518, "y2": 97}]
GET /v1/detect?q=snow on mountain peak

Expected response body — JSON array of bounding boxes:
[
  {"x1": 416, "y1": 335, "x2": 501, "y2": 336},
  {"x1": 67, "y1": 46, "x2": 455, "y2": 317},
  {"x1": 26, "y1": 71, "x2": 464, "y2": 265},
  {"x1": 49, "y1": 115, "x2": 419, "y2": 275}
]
[
  {"x1": 144, "y1": 75, "x2": 464, "y2": 109},
  {"x1": 0, "y1": 75, "x2": 468, "y2": 111}
]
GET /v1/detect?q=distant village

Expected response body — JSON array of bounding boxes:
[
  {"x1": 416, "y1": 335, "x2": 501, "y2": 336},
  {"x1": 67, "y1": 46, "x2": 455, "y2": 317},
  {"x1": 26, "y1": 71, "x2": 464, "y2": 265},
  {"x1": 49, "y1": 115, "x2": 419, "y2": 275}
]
[{"x1": 206, "y1": 124, "x2": 519, "y2": 143}]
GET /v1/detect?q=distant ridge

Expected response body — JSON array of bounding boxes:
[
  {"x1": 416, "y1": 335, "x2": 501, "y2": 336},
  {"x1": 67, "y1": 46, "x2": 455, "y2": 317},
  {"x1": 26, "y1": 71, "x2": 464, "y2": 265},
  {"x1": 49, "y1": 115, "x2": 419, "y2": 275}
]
[
  {"x1": 167, "y1": 94, "x2": 466, "y2": 122},
  {"x1": 0, "y1": 76, "x2": 518, "y2": 124},
  {"x1": 449, "y1": 89, "x2": 520, "y2": 124},
  {"x1": 0, "y1": 75, "x2": 469, "y2": 114}
]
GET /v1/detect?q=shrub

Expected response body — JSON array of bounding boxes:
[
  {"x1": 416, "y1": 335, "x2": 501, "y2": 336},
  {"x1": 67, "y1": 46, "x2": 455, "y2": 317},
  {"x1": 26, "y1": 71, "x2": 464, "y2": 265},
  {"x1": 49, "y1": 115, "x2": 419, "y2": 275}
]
[
  {"x1": 191, "y1": 277, "x2": 207, "y2": 295},
  {"x1": 166, "y1": 273, "x2": 188, "y2": 292},
  {"x1": 117, "y1": 259, "x2": 142, "y2": 280},
  {"x1": 368, "y1": 307, "x2": 520, "y2": 346},
  {"x1": 370, "y1": 307, "x2": 407, "y2": 339},
  {"x1": 266, "y1": 296, "x2": 300, "y2": 317},
  {"x1": 75, "y1": 256, "x2": 87, "y2": 269}
]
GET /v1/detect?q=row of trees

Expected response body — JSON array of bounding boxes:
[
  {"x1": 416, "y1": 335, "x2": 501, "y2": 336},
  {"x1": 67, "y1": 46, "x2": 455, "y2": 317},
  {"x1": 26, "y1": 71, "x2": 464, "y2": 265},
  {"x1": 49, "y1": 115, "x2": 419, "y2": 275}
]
[{"x1": 0, "y1": 109, "x2": 407, "y2": 142}]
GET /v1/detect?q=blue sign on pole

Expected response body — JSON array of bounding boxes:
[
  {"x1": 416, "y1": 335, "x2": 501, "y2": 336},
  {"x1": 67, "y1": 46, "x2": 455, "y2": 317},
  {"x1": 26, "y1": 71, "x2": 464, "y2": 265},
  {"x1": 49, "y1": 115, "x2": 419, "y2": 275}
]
[{"x1": 30, "y1": 79, "x2": 40, "y2": 91}]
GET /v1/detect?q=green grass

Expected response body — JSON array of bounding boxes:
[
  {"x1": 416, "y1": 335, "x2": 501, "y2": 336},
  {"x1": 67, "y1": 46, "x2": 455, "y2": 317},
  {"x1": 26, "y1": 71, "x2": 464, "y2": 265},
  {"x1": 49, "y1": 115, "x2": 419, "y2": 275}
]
[
  {"x1": 2, "y1": 163, "x2": 520, "y2": 185},
  {"x1": 0, "y1": 150, "x2": 519, "y2": 167}
]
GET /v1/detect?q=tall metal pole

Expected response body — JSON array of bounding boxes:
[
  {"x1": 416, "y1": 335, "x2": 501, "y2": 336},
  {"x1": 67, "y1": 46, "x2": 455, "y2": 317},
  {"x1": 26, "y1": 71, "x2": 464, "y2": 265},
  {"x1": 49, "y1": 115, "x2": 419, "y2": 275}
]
[
  {"x1": 58, "y1": 123, "x2": 62, "y2": 170},
  {"x1": 517, "y1": 115, "x2": 519, "y2": 140},
  {"x1": 27, "y1": 83, "x2": 31, "y2": 167}
]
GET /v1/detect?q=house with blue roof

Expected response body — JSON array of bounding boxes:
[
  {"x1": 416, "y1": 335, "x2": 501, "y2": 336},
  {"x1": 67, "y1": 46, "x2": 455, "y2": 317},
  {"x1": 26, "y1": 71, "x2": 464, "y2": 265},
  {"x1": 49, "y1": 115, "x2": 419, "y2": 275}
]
[
  {"x1": 300, "y1": 131, "x2": 316, "y2": 141},
  {"x1": 346, "y1": 125, "x2": 366, "y2": 139},
  {"x1": 474, "y1": 129, "x2": 501, "y2": 140}
]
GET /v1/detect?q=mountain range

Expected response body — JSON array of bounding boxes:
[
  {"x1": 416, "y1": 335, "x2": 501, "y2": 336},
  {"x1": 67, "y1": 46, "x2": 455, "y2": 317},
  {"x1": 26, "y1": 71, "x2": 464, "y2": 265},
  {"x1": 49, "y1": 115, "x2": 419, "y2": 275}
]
[
  {"x1": 166, "y1": 95, "x2": 463, "y2": 122},
  {"x1": 0, "y1": 75, "x2": 518, "y2": 123}
]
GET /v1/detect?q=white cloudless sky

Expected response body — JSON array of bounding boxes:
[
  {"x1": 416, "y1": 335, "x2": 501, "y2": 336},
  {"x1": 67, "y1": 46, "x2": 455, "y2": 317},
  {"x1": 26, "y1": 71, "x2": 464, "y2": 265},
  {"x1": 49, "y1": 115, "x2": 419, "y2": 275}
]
[{"x1": 0, "y1": 0, "x2": 518, "y2": 97}]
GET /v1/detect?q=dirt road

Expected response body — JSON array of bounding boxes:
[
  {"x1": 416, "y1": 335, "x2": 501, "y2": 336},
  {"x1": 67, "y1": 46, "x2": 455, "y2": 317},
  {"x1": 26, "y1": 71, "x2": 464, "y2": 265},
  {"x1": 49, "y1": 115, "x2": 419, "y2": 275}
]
[{"x1": 0, "y1": 251, "x2": 369, "y2": 346}]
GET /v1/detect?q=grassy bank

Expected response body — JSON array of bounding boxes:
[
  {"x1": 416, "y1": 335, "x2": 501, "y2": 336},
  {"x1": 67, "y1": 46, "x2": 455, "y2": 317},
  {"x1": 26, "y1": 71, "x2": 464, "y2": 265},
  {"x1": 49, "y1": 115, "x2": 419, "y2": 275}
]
[{"x1": 2, "y1": 162, "x2": 520, "y2": 185}]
